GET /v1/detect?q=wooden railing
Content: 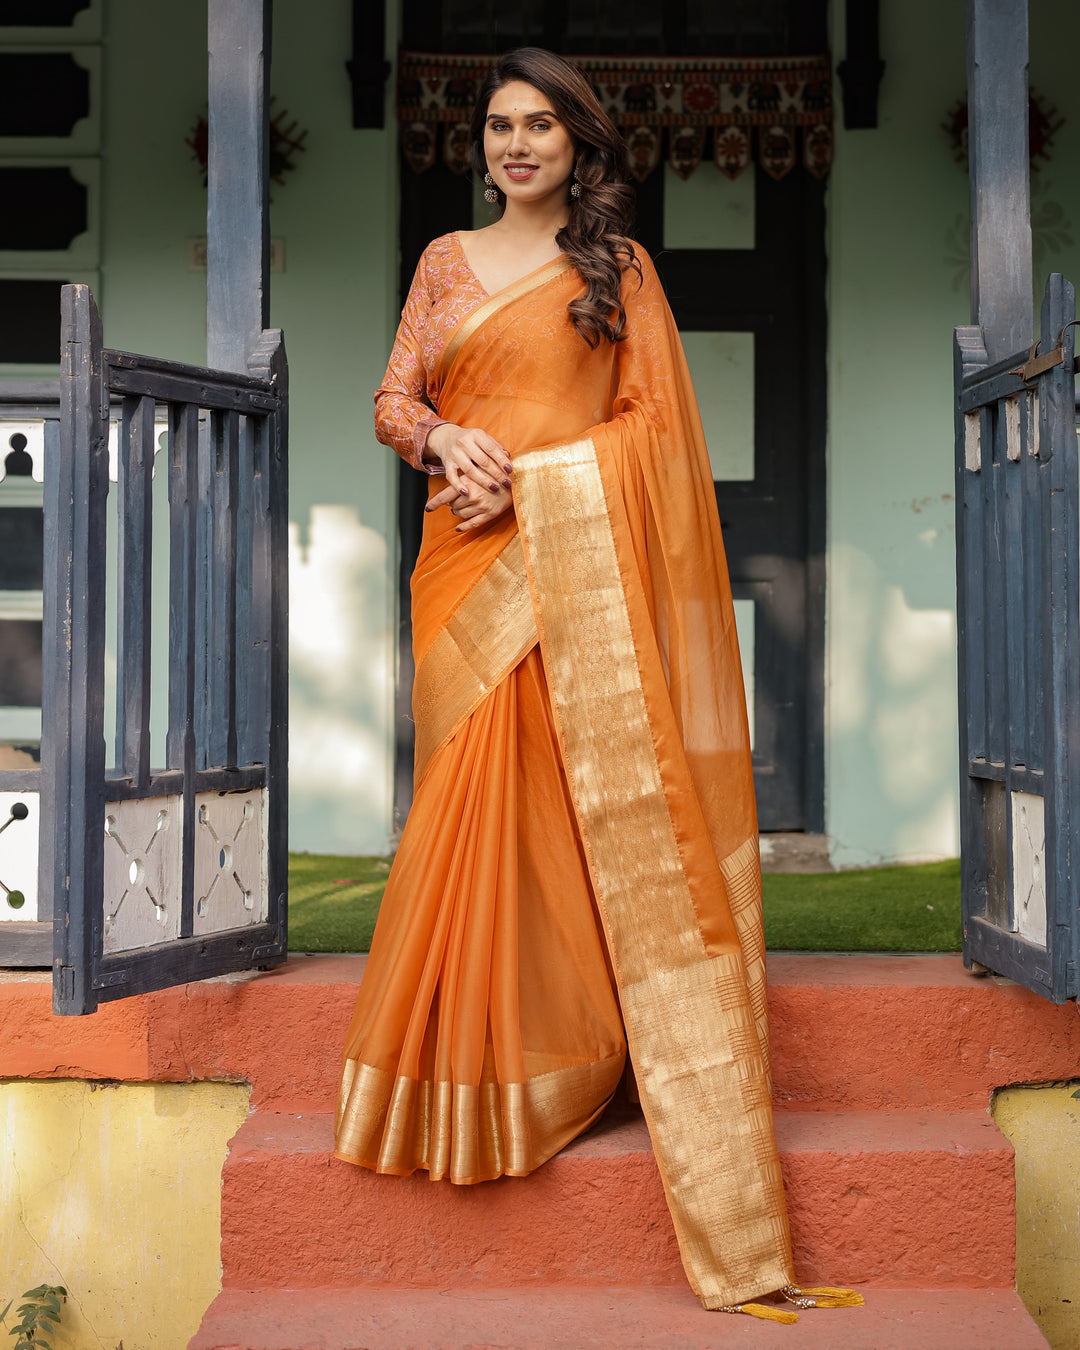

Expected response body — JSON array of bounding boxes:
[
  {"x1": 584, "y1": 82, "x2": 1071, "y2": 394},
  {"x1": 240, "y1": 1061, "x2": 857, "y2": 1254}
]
[
  {"x1": 37, "y1": 284, "x2": 288, "y2": 1013},
  {"x1": 0, "y1": 389, "x2": 53, "y2": 963},
  {"x1": 954, "y1": 273, "x2": 1079, "y2": 1002}
]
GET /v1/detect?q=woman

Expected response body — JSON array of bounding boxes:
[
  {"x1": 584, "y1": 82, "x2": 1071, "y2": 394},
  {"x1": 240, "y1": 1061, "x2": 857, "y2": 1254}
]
[{"x1": 335, "y1": 47, "x2": 858, "y2": 1322}]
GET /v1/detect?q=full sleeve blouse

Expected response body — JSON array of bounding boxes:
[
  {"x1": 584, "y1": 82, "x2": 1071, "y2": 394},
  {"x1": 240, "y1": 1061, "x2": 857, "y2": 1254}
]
[{"x1": 374, "y1": 233, "x2": 488, "y2": 472}]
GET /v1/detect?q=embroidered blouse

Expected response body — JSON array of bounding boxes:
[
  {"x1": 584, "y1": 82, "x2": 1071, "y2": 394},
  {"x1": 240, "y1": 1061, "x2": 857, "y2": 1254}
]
[{"x1": 374, "y1": 232, "x2": 490, "y2": 473}]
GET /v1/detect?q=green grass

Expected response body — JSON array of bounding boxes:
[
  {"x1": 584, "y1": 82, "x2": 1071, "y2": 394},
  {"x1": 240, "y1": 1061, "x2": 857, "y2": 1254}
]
[
  {"x1": 287, "y1": 852, "x2": 962, "y2": 954},
  {"x1": 762, "y1": 858, "x2": 961, "y2": 951},
  {"x1": 286, "y1": 853, "x2": 390, "y2": 953}
]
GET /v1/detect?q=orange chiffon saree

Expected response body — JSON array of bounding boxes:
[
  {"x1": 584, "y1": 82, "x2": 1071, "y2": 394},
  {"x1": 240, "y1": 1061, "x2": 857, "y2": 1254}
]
[{"x1": 336, "y1": 243, "x2": 797, "y2": 1308}]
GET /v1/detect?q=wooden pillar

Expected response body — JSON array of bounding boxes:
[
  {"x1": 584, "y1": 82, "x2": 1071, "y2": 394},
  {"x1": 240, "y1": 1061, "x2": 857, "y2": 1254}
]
[
  {"x1": 347, "y1": 0, "x2": 390, "y2": 129},
  {"x1": 967, "y1": 0, "x2": 1033, "y2": 361},
  {"x1": 207, "y1": 0, "x2": 271, "y2": 374},
  {"x1": 838, "y1": 0, "x2": 885, "y2": 130}
]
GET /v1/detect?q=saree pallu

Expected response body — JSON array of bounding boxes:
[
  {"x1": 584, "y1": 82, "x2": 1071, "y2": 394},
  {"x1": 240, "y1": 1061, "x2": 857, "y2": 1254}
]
[{"x1": 336, "y1": 253, "x2": 796, "y2": 1308}]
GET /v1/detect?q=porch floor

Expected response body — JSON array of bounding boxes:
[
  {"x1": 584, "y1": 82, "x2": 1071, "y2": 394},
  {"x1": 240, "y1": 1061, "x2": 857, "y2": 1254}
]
[{"x1": 189, "y1": 1286, "x2": 1046, "y2": 1350}]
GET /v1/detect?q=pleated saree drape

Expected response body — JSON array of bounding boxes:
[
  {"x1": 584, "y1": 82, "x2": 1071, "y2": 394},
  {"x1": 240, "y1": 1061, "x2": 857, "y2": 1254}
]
[{"x1": 335, "y1": 250, "x2": 797, "y2": 1308}]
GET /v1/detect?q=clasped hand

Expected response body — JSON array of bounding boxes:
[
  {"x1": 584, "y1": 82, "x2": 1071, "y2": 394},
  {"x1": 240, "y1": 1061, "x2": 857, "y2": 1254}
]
[{"x1": 424, "y1": 423, "x2": 513, "y2": 533}]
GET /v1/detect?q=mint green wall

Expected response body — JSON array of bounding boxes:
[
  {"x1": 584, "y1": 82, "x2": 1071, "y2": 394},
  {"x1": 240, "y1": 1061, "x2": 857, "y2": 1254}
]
[
  {"x1": 825, "y1": 0, "x2": 968, "y2": 865},
  {"x1": 264, "y1": 0, "x2": 398, "y2": 856},
  {"x1": 1028, "y1": 3, "x2": 1080, "y2": 311},
  {"x1": 825, "y1": 0, "x2": 1080, "y2": 866},
  {"x1": 100, "y1": 3, "x2": 207, "y2": 365},
  {"x1": 100, "y1": 0, "x2": 399, "y2": 854},
  {"x1": 19, "y1": 0, "x2": 1080, "y2": 866}
]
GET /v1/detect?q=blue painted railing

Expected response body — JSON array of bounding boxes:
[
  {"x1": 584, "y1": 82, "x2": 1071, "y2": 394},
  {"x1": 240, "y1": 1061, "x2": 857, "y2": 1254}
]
[
  {"x1": 955, "y1": 273, "x2": 1079, "y2": 1002},
  {"x1": 43, "y1": 284, "x2": 288, "y2": 1014}
]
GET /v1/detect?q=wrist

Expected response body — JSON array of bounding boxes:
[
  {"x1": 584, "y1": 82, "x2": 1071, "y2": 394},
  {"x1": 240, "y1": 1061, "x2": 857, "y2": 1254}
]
[{"x1": 423, "y1": 422, "x2": 457, "y2": 464}]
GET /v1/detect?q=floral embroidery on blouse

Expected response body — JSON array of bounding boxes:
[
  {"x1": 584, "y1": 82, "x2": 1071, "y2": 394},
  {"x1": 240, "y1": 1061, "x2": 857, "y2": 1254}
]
[{"x1": 374, "y1": 233, "x2": 489, "y2": 471}]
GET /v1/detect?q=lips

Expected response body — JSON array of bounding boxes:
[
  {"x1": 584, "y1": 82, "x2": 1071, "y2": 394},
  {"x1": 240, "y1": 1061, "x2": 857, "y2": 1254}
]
[{"x1": 503, "y1": 164, "x2": 539, "y2": 181}]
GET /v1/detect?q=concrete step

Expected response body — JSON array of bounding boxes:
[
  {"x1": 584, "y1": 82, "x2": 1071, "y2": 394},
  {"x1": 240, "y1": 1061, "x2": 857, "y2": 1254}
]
[
  {"x1": 189, "y1": 1285, "x2": 1050, "y2": 1350},
  {"x1": 7, "y1": 955, "x2": 1080, "y2": 1114},
  {"x1": 219, "y1": 1107, "x2": 1015, "y2": 1291},
  {"x1": 154, "y1": 954, "x2": 1080, "y2": 1113}
]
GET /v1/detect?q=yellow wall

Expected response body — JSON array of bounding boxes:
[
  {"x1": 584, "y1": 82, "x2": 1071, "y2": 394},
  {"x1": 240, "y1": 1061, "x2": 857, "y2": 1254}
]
[
  {"x1": 993, "y1": 1083, "x2": 1080, "y2": 1350},
  {"x1": 1, "y1": 1081, "x2": 249, "y2": 1350}
]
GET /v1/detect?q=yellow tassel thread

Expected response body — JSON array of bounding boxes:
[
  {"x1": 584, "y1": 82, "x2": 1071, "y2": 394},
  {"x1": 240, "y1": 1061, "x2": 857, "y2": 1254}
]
[
  {"x1": 720, "y1": 1303, "x2": 800, "y2": 1324},
  {"x1": 794, "y1": 1285, "x2": 864, "y2": 1309}
]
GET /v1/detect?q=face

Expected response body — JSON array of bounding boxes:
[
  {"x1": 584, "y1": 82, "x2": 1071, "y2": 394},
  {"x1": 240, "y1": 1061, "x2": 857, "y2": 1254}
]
[{"x1": 483, "y1": 80, "x2": 576, "y2": 205}]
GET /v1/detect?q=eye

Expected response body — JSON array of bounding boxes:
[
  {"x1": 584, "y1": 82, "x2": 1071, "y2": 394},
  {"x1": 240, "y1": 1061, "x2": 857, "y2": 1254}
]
[
  {"x1": 530, "y1": 121, "x2": 551, "y2": 132},
  {"x1": 489, "y1": 120, "x2": 510, "y2": 132}
]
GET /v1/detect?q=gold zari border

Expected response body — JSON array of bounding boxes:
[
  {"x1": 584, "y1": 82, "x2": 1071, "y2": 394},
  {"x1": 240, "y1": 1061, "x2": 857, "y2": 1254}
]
[
  {"x1": 412, "y1": 534, "x2": 537, "y2": 785},
  {"x1": 513, "y1": 436, "x2": 793, "y2": 1307},
  {"x1": 720, "y1": 835, "x2": 771, "y2": 1084},
  {"x1": 335, "y1": 1051, "x2": 625, "y2": 1183},
  {"x1": 438, "y1": 254, "x2": 571, "y2": 382}
]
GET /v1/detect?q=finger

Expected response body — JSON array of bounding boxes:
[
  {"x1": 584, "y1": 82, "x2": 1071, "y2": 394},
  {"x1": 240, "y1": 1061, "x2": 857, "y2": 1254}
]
[
  {"x1": 439, "y1": 447, "x2": 483, "y2": 494},
  {"x1": 443, "y1": 460, "x2": 465, "y2": 495},
  {"x1": 426, "y1": 484, "x2": 459, "y2": 512},
  {"x1": 474, "y1": 431, "x2": 513, "y2": 478},
  {"x1": 470, "y1": 439, "x2": 512, "y2": 485},
  {"x1": 454, "y1": 493, "x2": 512, "y2": 528},
  {"x1": 452, "y1": 444, "x2": 502, "y2": 491},
  {"x1": 456, "y1": 504, "x2": 508, "y2": 532},
  {"x1": 459, "y1": 462, "x2": 503, "y2": 495},
  {"x1": 451, "y1": 432, "x2": 508, "y2": 488}
]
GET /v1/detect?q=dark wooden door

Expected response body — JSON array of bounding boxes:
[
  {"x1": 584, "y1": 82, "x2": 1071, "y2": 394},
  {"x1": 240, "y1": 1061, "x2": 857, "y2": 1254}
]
[
  {"x1": 646, "y1": 170, "x2": 826, "y2": 830},
  {"x1": 395, "y1": 0, "x2": 827, "y2": 834}
]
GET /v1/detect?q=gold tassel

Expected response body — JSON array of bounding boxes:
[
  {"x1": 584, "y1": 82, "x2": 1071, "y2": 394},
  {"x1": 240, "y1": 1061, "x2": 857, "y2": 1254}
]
[
  {"x1": 783, "y1": 1283, "x2": 865, "y2": 1310},
  {"x1": 719, "y1": 1302, "x2": 800, "y2": 1324}
]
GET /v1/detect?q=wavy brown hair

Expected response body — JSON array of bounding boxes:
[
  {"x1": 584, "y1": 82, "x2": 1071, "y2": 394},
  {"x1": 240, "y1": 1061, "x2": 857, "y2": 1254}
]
[{"x1": 469, "y1": 48, "x2": 639, "y2": 348}]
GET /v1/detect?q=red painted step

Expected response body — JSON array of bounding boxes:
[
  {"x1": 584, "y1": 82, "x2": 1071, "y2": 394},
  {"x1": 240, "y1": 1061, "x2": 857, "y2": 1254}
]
[
  {"x1": 152, "y1": 954, "x2": 1080, "y2": 1112},
  {"x1": 219, "y1": 1107, "x2": 1015, "y2": 1290},
  {"x1": 0, "y1": 957, "x2": 1053, "y2": 1350},
  {"x1": 6, "y1": 955, "x2": 1080, "y2": 1115},
  {"x1": 189, "y1": 1285, "x2": 1049, "y2": 1350}
]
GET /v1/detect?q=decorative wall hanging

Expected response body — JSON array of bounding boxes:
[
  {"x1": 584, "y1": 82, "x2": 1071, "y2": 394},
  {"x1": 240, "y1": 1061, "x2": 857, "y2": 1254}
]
[
  {"x1": 398, "y1": 50, "x2": 834, "y2": 182},
  {"x1": 186, "y1": 98, "x2": 309, "y2": 190},
  {"x1": 943, "y1": 90, "x2": 1064, "y2": 172}
]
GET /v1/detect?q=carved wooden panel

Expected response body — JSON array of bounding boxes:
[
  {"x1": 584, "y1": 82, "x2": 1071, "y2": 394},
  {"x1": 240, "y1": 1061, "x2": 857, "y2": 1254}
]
[
  {"x1": 102, "y1": 795, "x2": 182, "y2": 953},
  {"x1": 0, "y1": 790, "x2": 38, "y2": 921},
  {"x1": 193, "y1": 789, "x2": 267, "y2": 935}
]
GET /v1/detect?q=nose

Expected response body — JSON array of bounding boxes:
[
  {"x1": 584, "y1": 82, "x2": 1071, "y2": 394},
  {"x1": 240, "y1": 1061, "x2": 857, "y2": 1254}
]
[{"x1": 506, "y1": 124, "x2": 530, "y2": 157}]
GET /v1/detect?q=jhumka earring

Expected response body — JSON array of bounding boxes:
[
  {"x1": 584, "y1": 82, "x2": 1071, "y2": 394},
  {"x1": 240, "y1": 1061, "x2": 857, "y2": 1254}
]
[
  {"x1": 570, "y1": 180, "x2": 583, "y2": 198},
  {"x1": 484, "y1": 172, "x2": 498, "y2": 204}
]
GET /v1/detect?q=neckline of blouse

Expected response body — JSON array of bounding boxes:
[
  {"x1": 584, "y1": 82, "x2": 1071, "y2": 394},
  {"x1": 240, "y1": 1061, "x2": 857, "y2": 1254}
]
[{"x1": 452, "y1": 230, "x2": 568, "y2": 301}]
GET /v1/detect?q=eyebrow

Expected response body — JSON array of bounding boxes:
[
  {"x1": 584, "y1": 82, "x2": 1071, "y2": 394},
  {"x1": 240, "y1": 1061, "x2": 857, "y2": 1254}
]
[{"x1": 486, "y1": 109, "x2": 558, "y2": 121}]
